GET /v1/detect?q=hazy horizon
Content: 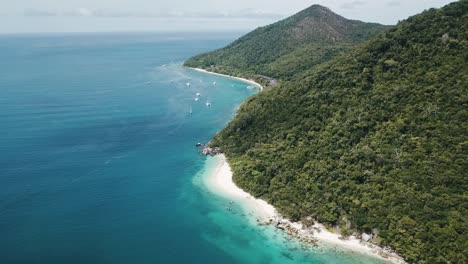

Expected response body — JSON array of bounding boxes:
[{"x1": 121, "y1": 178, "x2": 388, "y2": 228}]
[{"x1": 0, "y1": 0, "x2": 456, "y2": 34}]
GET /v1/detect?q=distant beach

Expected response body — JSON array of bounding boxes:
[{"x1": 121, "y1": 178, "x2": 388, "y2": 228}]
[
  {"x1": 203, "y1": 155, "x2": 407, "y2": 264},
  {"x1": 189, "y1": 67, "x2": 264, "y2": 91}
]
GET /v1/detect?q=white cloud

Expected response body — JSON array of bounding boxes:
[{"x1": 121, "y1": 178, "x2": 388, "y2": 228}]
[
  {"x1": 77, "y1": 8, "x2": 93, "y2": 17},
  {"x1": 9, "y1": 0, "x2": 456, "y2": 33},
  {"x1": 386, "y1": 1, "x2": 401, "y2": 7},
  {"x1": 23, "y1": 7, "x2": 284, "y2": 20},
  {"x1": 340, "y1": 1, "x2": 366, "y2": 10},
  {"x1": 63, "y1": 8, "x2": 94, "y2": 17},
  {"x1": 24, "y1": 8, "x2": 57, "y2": 17}
]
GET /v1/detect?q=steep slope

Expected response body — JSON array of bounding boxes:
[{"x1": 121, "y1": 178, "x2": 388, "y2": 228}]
[
  {"x1": 184, "y1": 5, "x2": 389, "y2": 82},
  {"x1": 211, "y1": 1, "x2": 468, "y2": 263}
]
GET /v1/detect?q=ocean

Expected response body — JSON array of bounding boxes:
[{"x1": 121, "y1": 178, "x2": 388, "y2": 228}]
[{"x1": 0, "y1": 32, "x2": 389, "y2": 264}]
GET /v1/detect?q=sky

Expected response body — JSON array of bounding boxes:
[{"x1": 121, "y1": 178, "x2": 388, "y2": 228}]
[{"x1": 0, "y1": 0, "x2": 457, "y2": 33}]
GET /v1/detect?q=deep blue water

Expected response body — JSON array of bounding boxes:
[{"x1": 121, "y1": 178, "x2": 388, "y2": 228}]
[{"x1": 0, "y1": 33, "x2": 388, "y2": 264}]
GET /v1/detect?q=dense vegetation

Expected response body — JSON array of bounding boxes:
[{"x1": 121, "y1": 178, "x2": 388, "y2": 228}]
[
  {"x1": 188, "y1": 2, "x2": 467, "y2": 263},
  {"x1": 184, "y1": 5, "x2": 389, "y2": 82}
]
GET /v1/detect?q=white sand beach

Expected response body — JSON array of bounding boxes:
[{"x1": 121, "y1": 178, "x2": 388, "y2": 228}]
[
  {"x1": 189, "y1": 67, "x2": 264, "y2": 91},
  {"x1": 204, "y1": 155, "x2": 407, "y2": 264}
]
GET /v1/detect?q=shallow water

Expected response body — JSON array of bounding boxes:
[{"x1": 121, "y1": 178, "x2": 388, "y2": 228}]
[
  {"x1": 0, "y1": 32, "x2": 388, "y2": 264},
  {"x1": 194, "y1": 156, "x2": 391, "y2": 264}
]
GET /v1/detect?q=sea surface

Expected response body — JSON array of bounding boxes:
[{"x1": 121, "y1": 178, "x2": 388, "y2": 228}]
[{"x1": 0, "y1": 32, "x2": 389, "y2": 264}]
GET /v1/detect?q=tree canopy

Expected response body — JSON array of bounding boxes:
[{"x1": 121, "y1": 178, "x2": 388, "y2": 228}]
[
  {"x1": 187, "y1": 1, "x2": 468, "y2": 263},
  {"x1": 184, "y1": 5, "x2": 389, "y2": 82}
]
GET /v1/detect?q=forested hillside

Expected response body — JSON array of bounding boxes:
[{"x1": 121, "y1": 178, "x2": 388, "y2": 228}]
[
  {"x1": 207, "y1": 1, "x2": 467, "y2": 263},
  {"x1": 184, "y1": 5, "x2": 389, "y2": 82}
]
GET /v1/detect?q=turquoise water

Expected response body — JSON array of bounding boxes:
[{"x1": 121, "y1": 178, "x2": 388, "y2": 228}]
[{"x1": 0, "y1": 33, "x2": 388, "y2": 264}]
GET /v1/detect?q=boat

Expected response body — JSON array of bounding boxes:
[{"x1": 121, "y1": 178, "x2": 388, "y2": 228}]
[
  {"x1": 196, "y1": 92, "x2": 201, "y2": 96},
  {"x1": 205, "y1": 101, "x2": 211, "y2": 107},
  {"x1": 186, "y1": 82, "x2": 190, "y2": 87},
  {"x1": 189, "y1": 106, "x2": 193, "y2": 115},
  {"x1": 213, "y1": 81, "x2": 217, "y2": 86},
  {"x1": 194, "y1": 97, "x2": 199, "y2": 101}
]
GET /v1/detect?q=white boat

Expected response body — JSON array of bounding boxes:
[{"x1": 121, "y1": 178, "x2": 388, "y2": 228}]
[
  {"x1": 196, "y1": 92, "x2": 201, "y2": 96},
  {"x1": 194, "y1": 97, "x2": 199, "y2": 101},
  {"x1": 205, "y1": 101, "x2": 211, "y2": 107},
  {"x1": 186, "y1": 82, "x2": 191, "y2": 87},
  {"x1": 213, "y1": 81, "x2": 217, "y2": 86}
]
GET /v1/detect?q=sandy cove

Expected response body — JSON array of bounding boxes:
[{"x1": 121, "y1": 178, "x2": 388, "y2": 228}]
[
  {"x1": 203, "y1": 155, "x2": 407, "y2": 264},
  {"x1": 189, "y1": 67, "x2": 264, "y2": 91}
]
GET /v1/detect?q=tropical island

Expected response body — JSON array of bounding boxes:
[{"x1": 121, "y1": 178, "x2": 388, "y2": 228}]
[{"x1": 186, "y1": 1, "x2": 467, "y2": 263}]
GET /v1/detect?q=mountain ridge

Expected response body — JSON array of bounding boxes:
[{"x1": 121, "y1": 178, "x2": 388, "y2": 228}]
[{"x1": 184, "y1": 4, "x2": 390, "y2": 81}]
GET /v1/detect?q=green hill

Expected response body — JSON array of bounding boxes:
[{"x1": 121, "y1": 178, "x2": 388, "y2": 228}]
[
  {"x1": 184, "y1": 5, "x2": 389, "y2": 82},
  {"x1": 206, "y1": 1, "x2": 467, "y2": 263}
]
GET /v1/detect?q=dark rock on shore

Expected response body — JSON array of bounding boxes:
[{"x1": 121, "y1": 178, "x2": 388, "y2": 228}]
[{"x1": 200, "y1": 145, "x2": 223, "y2": 156}]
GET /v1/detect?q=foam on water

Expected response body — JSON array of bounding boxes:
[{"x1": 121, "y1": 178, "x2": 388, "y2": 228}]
[{"x1": 192, "y1": 156, "x2": 392, "y2": 264}]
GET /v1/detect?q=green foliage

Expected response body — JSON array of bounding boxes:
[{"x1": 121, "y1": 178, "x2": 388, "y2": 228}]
[
  {"x1": 200, "y1": 2, "x2": 468, "y2": 263},
  {"x1": 184, "y1": 5, "x2": 389, "y2": 81}
]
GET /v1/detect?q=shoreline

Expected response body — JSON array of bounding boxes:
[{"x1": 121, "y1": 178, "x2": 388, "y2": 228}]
[
  {"x1": 188, "y1": 67, "x2": 264, "y2": 91},
  {"x1": 203, "y1": 155, "x2": 406, "y2": 264}
]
